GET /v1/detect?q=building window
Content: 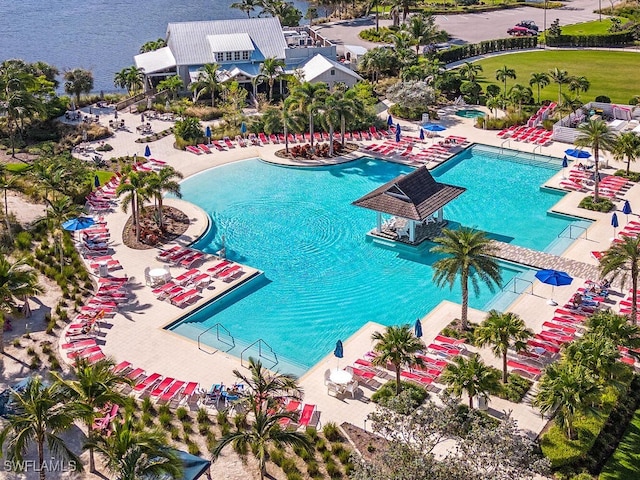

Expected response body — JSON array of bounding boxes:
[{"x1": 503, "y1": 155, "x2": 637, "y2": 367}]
[
  {"x1": 242, "y1": 51, "x2": 250, "y2": 60},
  {"x1": 225, "y1": 52, "x2": 232, "y2": 61},
  {"x1": 234, "y1": 51, "x2": 241, "y2": 61},
  {"x1": 215, "y1": 53, "x2": 224, "y2": 62},
  {"x1": 330, "y1": 69, "x2": 335, "y2": 76}
]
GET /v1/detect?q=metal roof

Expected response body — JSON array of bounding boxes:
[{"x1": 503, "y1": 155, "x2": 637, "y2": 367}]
[
  {"x1": 299, "y1": 54, "x2": 362, "y2": 83},
  {"x1": 352, "y1": 166, "x2": 466, "y2": 221},
  {"x1": 207, "y1": 33, "x2": 255, "y2": 53},
  {"x1": 166, "y1": 17, "x2": 286, "y2": 66},
  {"x1": 134, "y1": 47, "x2": 176, "y2": 74}
]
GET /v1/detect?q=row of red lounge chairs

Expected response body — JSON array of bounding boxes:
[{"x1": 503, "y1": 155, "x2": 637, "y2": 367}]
[
  {"x1": 496, "y1": 126, "x2": 553, "y2": 145},
  {"x1": 560, "y1": 167, "x2": 631, "y2": 200},
  {"x1": 156, "y1": 245, "x2": 206, "y2": 269}
]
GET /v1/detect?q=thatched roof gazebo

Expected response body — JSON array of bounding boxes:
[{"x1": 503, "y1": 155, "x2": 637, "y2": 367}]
[{"x1": 352, "y1": 166, "x2": 465, "y2": 244}]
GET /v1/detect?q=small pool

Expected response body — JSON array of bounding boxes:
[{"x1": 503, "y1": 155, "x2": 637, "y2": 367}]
[
  {"x1": 455, "y1": 109, "x2": 485, "y2": 118},
  {"x1": 168, "y1": 145, "x2": 587, "y2": 374}
]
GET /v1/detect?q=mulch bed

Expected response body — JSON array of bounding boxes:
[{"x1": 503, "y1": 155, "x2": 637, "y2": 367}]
[
  {"x1": 341, "y1": 422, "x2": 388, "y2": 462},
  {"x1": 274, "y1": 141, "x2": 360, "y2": 160},
  {"x1": 122, "y1": 205, "x2": 189, "y2": 250}
]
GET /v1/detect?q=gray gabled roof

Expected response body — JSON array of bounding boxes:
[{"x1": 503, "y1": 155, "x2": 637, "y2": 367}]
[
  {"x1": 299, "y1": 54, "x2": 363, "y2": 83},
  {"x1": 352, "y1": 166, "x2": 466, "y2": 221},
  {"x1": 166, "y1": 17, "x2": 286, "y2": 66}
]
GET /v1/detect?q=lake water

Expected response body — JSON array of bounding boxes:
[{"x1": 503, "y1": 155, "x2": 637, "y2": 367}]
[{"x1": 0, "y1": 0, "x2": 309, "y2": 92}]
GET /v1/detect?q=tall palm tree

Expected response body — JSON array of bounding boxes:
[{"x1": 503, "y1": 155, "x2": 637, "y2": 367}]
[
  {"x1": 320, "y1": 94, "x2": 341, "y2": 156},
  {"x1": 568, "y1": 75, "x2": 590, "y2": 100},
  {"x1": 259, "y1": 57, "x2": 286, "y2": 102},
  {"x1": 230, "y1": 0, "x2": 257, "y2": 17},
  {"x1": 458, "y1": 62, "x2": 483, "y2": 83},
  {"x1": 586, "y1": 310, "x2": 640, "y2": 348},
  {"x1": 549, "y1": 67, "x2": 570, "y2": 105},
  {"x1": 599, "y1": 235, "x2": 640, "y2": 323},
  {"x1": 232, "y1": 357, "x2": 303, "y2": 415},
  {"x1": 212, "y1": 402, "x2": 311, "y2": 480},
  {"x1": 0, "y1": 165, "x2": 20, "y2": 236},
  {"x1": 113, "y1": 66, "x2": 144, "y2": 96},
  {"x1": 189, "y1": 63, "x2": 221, "y2": 107},
  {"x1": 85, "y1": 414, "x2": 182, "y2": 480},
  {"x1": 574, "y1": 119, "x2": 616, "y2": 202},
  {"x1": 508, "y1": 84, "x2": 532, "y2": 114},
  {"x1": 529, "y1": 72, "x2": 550, "y2": 104},
  {"x1": 431, "y1": 228, "x2": 502, "y2": 330},
  {"x1": 406, "y1": 13, "x2": 446, "y2": 56},
  {"x1": 495, "y1": 65, "x2": 516, "y2": 97},
  {"x1": 475, "y1": 310, "x2": 533, "y2": 383},
  {"x1": 52, "y1": 358, "x2": 132, "y2": 473},
  {"x1": 439, "y1": 354, "x2": 501, "y2": 409},
  {"x1": 0, "y1": 377, "x2": 82, "y2": 480},
  {"x1": 564, "y1": 334, "x2": 624, "y2": 384},
  {"x1": 63, "y1": 68, "x2": 94, "y2": 105},
  {"x1": 157, "y1": 75, "x2": 183, "y2": 101},
  {"x1": 371, "y1": 324, "x2": 424, "y2": 395},
  {"x1": 144, "y1": 167, "x2": 183, "y2": 229},
  {"x1": 0, "y1": 256, "x2": 44, "y2": 354},
  {"x1": 288, "y1": 82, "x2": 329, "y2": 151},
  {"x1": 611, "y1": 131, "x2": 640, "y2": 176},
  {"x1": 533, "y1": 361, "x2": 601, "y2": 439},
  {"x1": 116, "y1": 170, "x2": 150, "y2": 241}
]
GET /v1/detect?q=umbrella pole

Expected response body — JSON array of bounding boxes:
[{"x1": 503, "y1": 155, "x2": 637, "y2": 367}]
[{"x1": 547, "y1": 285, "x2": 558, "y2": 306}]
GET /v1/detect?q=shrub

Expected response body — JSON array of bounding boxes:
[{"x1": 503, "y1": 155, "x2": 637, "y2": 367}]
[
  {"x1": 286, "y1": 473, "x2": 303, "y2": 480},
  {"x1": 187, "y1": 441, "x2": 200, "y2": 456},
  {"x1": 141, "y1": 412, "x2": 153, "y2": 426},
  {"x1": 323, "y1": 422, "x2": 343, "y2": 442},
  {"x1": 371, "y1": 380, "x2": 428, "y2": 408},
  {"x1": 307, "y1": 460, "x2": 321, "y2": 476},
  {"x1": 306, "y1": 427, "x2": 319, "y2": 442},
  {"x1": 325, "y1": 460, "x2": 342, "y2": 478},
  {"x1": 270, "y1": 448, "x2": 285, "y2": 467},
  {"x1": 614, "y1": 170, "x2": 640, "y2": 182},
  {"x1": 280, "y1": 458, "x2": 299, "y2": 475},
  {"x1": 315, "y1": 438, "x2": 327, "y2": 452},
  {"x1": 12, "y1": 339, "x2": 21, "y2": 348},
  {"x1": 337, "y1": 448, "x2": 352, "y2": 464},
  {"x1": 41, "y1": 343, "x2": 52, "y2": 354},
  {"x1": 169, "y1": 426, "x2": 181, "y2": 441},
  {"x1": 321, "y1": 449, "x2": 333, "y2": 462},
  {"x1": 234, "y1": 412, "x2": 248, "y2": 430},
  {"x1": 29, "y1": 357, "x2": 41, "y2": 370},
  {"x1": 216, "y1": 410, "x2": 229, "y2": 426},
  {"x1": 15, "y1": 231, "x2": 33, "y2": 250},
  {"x1": 579, "y1": 195, "x2": 615, "y2": 212},
  {"x1": 49, "y1": 357, "x2": 60, "y2": 371},
  {"x1": 158, "y1": 412, "x2": 172, "y2": 427},
  {"x1": 176, "y1": 406, "x2": 190, "y2": 422},
  {"x1": 595, "y1": 95, "x2": 611, "y2": 103},
  {"x1": 197, "y1": 408, "x2": 210, "y2": 424},
  {"x1": 26, "y1": 347, "x2": 36, "y2": 356},
  {"x1": 95, "y1": 143, "x2": 113, "y2": 152},
  {"x1": 141, "y1": 397, "x2": 154, "y2": 414},
  {"x1": 496, "y1": 374, "x2": 533, "y2": 403},
  {"x1": 157, "y1": 404, "x2": 171, "y2": 416}
]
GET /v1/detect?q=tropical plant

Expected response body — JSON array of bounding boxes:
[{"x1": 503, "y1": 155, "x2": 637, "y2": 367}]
[
  {"x1": 139, "y1": 38, "x2": 166, "y2": 53},
  {"x1": 495, "y1": 65, "x2": 516, "y2": 97},
  {"x1": 405, "y1": 13, "x2": 446, "y2": 56},
  {"x1": 174, "y1": 116, "x2": 203, "y2": 143},
  {"x1": 144, "y1": 167, "x2": 183, "y2": 229},
  {"x1": 0, "y1": 256, "x2": 44, "y2": 354},
  {"x1": 568, "y1": 75, "x2": 590, "y2": 100},
  {"x1": 458, "y1": 62, "x2": 483, "y2": 83},
  {"x1": 359, "y1": 48, "x2": 402, "y2": 83},
  {"x1": 549, "y1": 67, "x2": 570, "y2": 105},
  {"x1": 230, "y1": 0, "x2": 258, "y2": 17},
  {"x1": 611, "y1": 131, "x2": 640, "y2": 176},
  {"x1": 189, "y1": 63, "x2": 221, "y2": 107},
  {"x1": 52, "y1": 358, "x2": 132, "y2": 473},
  {"x1": 113, "y1": 66, "x2": 144, "y2": 96},
  {"x1": 371, "y1": 324, "x2": 424, "y2": 395},
  {"x1": 0, "y1": 165, "x2": 20, "y2": 236},
  {"x1": 259, "y1": 57, "x2": 286, "y2": 102},
  {"x1": 574, "y1": 119, "x2": 616, "y2": 202},
  {"x1": 533, "y1": 361, "x2": 602, "y2": 439},
  {"x1": 475, "y1": 310, "x2": 533, "y2": 383},
  {"x1": 63, "y1": 68, "x2": 94, "y2": 104},
  {"x1": 288, "y1": 82, "x2": 329, "y2": 150},
  {"x1": 0, "y1": 377, "x2": 82, "y2": 480},
  {"x1": 599, "y1": 235, "x2": 640, "y2": 323},
  {"x1": 115, "y1": 170, "x2": 150, "y2": 241},
  {"x1": 586, "y1": 310, "x2": 640, "y2": 348},
  {"x1": 564, "y1": 334, "x2": 623, "y2": 384},
  {"x1": 85, "y1": 414, "x2": 182, "y2": 480},
  {"x1": 529, "y1": 72, "x2": 550, "y2": 104},
  {"x1": 431, "y1": 227, "x2": 502, "y2": 330},
  {"x1": 440, "y1": 354, "x2": 501, "y2": 409},
  {"x1": 157, "y1": 75, "x2": 183, "y2": 101},
  {"x1": 508, "y1": 84, "x2": 533, "y2": 114}
]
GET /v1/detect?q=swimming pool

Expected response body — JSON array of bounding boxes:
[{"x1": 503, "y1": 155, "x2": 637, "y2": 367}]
[
  {"x1": 168, "y1": 145, "x2": 586, "y2": 374},
  {"x1": 455, "y1": 109, "x2": 486, "y2": 119}
]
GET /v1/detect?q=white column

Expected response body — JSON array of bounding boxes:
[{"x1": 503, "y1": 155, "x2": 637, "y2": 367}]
[
  {"x1": 438, "y1": 207, "x2": 444, "y2": 223},
  {"x1": 376, "y1": 212, "x2": 382, "y2": 233},
  {"x1": 409, "y1": 220, "x2": 415, "y2": 243}
]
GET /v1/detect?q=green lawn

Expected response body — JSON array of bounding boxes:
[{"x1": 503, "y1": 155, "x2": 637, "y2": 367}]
[
  {"x1": 559, "y1": 18, "x2": 618, "y2": 35},
  {"x1": 472, "y1": 50, "x2": 640, "y2": 104},
  {"x1": 599, "y1": 409, "x2": 640, "y2": 480}
]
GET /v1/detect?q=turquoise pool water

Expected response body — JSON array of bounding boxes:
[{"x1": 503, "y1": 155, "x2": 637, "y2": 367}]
[
  {"x1": 168, "y1": 145, "x2": 584, "y2": 374},
  {"x1": 455, "y1": 109, "x2": 486, "y2": 118}
]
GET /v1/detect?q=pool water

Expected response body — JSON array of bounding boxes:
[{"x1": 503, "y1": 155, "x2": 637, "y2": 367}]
[
  {"x1": 168, "y1": 146, "x2": 582, "y2": 374},
  {"x1": 455, "y1": 109, "x2": 486, "y2": 118}
]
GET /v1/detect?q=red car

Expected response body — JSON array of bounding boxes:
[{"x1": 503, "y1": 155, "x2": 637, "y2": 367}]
[{"x1": 507, "y1": 25, "x2": 538, "y2": 36}]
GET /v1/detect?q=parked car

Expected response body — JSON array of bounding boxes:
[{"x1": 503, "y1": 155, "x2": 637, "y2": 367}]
[
  {"x1": 507, "y1": 25, "x2": 538, "y2": 36},
  {"x1": 516, "y1": 20, "x2": 539, "y2": 31}
]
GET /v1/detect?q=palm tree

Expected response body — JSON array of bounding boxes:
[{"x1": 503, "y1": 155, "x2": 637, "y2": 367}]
[
  {"x1": 259, "y1": 57, "x2": 286, "y2": 102},
  {"x1": 63, "y1": 68, "x2": 94, "y2": 105},
  {"x1": 611, "y1": 131, "x2": 640, "y2": 176},
  {"x1": 144, "y1": 167, "x2": 183, "y2": 229},
  {"x1": 0, "y1": 377, "x2": 82, "y2": 480},
  {"x1": 232, "y1": 357, "x2": 303, "y2": 414},
  {"x1": 288, "y1": 82, "x2": 329, "y2": 151},
  {"x1": 139, "y1": 38, "x2": 166, "y2": 53},
  {"x1": 86, "y1": 414, "x2": 182, "y2": 480},
  {"x1": 599, "y1": 235, "x2": 640, "y2": 323},
  {"x1": 533, "y1": 361, "x2": 601, "y2": 439},
  {"x1": 568, "y1": 75, "x2": 590, "y2": 100},
  {"x1": 116, "y1": 170, "x2": 150, "y2": 241},
  {"x1": 564, "y1": 334, "x2": 624, "y2": 384},
  {"x1": 440, "y1": 354, "x2": 501, "y2": 409},
  {"x1": 431, "y1": 228, "x2": 502, "y2": 330},
  {"x1": 529, "y1": 72, "x2": 550, "y2": 104},
  {"x1": 231, "y1": 0, "x2": 257, "y2": 17},
  {"x1": 0, "y1": 256, "x2": 44, "y2": 355},
  {"x1": 371, "y1": 324, "x2": 424, "y2": 395},
  {"x1": 508, "y1": 84, "x2": 532, "y2": 114},
  {"x1": 157, "y1": 75, "x2": 183, "y2": 101},
  {"x1": 475, "y1": 310, "x2": 533, "y2": 383},
  {"x1": 189, "y1": 63, "x2": 221, "y2": 107},
  {"x1": 114, "y1": 66, "x2": 144, "y2": 96},
  {"x1": 212, "y1": 402, "x2": 311, "y2": 480},
  {"x1": 406, "y1": 13, "x2": 446, "y2": 55},
  {"x1": 458, "y1": 62, "x2": 483, "y2": 83},
  {"x1": 0, "y1": 165, "x2": 20, "y2": 236},
  {"x1": 586, "y1": 310, "x2": 640, "y2": 348},
  {"x1": 549, "y1": 67, "x2": 570, "y2": 105},
  {"x1": 574, "y1": 119, "x2": 616, "y2": 202},
  {"x1": 320, "y1": 94, "x2": 341, "y2": 156},
  {"x1": 495, "y1": 65, "x2": 516, "y2": 97},
  {"x1": 52, "y1": 358, "x2": 132, "y2": 473}
]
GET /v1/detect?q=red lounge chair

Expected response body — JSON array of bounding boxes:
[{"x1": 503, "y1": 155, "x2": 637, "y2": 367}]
[
  {"x1": 259, "y1": 133, "x2": 269, "y2": 144},
  {"x1": 197, "y1": 144, "x2": 212, "y2": 154},
  {"x1": 417, "y1": 354, "x2": 448, "y2": 368},
  {"x1": 126, "y1": 368, "x2": 145, "y2": 381},
  {"x1": 401, "y1": 371, "x2": 433, "y2": 385},
  {"x1": 207, "y1": 260, "x2": 231, "y2": 274},
  {"x1": 269, "y1": 133, "x2": 279, "y2": 144},
  {"x1": 133, "y1": 373, "x2": 162, "y2": 393},
  {"x1": 279, "y1": 400, "x2": 301, "y2": 426},
  {"x1": 287, "y1": 133, "x2": 296, "y2": 144},
  {"x1": 297, "y1": 404, "x2": 316, "y2": 428},
  {"x1": 160, "y1": 286, "x2": 185, "y2": 301},
  {"x1": 434, "y1": 335, "x2": 466, "y2": 346},
  {"x1": 67, "y1": 345, "x2": 102, "y2": 359},
  {"x1": 507, "y1": 360, "x2": 541, "y2": 377},
  {"x1": 351, "y1": 367, "x2": 375, "y2": 380},
  {"x1": 186, "y1": 145, "x2": 202, "y2": 155},
  {"x1": 149, "y1": 377, "x2": 175, "y2": 398},
  {"x1": 61, "y1": 339, "x2": 97, "y2": 351},
  {"x1": 98, "y1": 276, "x2": 128, "y2": 284},
  {"x1": 181, "y1": 252, "x2": 204, "y2": 268},
  {"x1": 175, "y1": 268, "x2": 200, "y2": 285},
  {"x1": 428, "y1": 343, "x2": 461, "y2": 356},
  {"x1": 295, "y1": 133, "x2": 304, "y2": 143},
  {"x1": 192, "y1": 273, "x2": 211, "y2": 288},
  {"x1": 542, "y1": 321, "x2": 577, "y2": 335},
  {"x1": 113, "y1": 361, "x2": 132, "y2": 374},
  {"x1": 159, "y1": 380, "x2": 185, "y2": 403},
  {"x1": 217, "y1": 265, "x2": 242, "y2": 280},
  {"x1": 527, "y1": 340, "x2": 560, "y2": 354},
  {"x1": 181, "y1": 382, "x2": 199, "y2": 403},
  {"x1": 223, "y1": 137, "x2": 235, "y2": 149},
  {"x1": 171, "y1": 288, "x2": 199, "y2": 307},
  {"x1": 152, "y1": 282, "x2": 177, "y2": 296}
]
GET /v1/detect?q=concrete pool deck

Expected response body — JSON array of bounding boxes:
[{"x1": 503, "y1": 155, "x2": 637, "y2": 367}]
[{"x1": 67, "y1": 105, "x2": 639, "y2": 437}]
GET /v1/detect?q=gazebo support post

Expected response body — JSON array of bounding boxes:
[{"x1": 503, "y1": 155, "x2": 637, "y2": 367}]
[
  {"x1": 409, "y1": 220, "x2": 415, "y2": 243},
  {"x1": 437, "y1": 207, "x2": 444, "y2": 223},
  {"x1": 376, "y1": 212, "x2": 382, "y2": 233}
]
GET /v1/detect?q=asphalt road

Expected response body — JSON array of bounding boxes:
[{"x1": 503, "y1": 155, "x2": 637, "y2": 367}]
[{"x1": 314, "y1": 0, "x2": 616, "y2": 54}]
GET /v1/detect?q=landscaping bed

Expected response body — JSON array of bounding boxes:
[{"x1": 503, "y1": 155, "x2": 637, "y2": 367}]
[{"x1": 122, "y1": 205, "x2": 189, "y2": 250}]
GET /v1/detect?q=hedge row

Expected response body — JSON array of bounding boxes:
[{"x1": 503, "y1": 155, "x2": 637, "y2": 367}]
[
  {"x1": 436, "y1": 37, "x2": 538, "y2": 64},
  {"x1": 546, "y1": 31, "x2": 635, "y2": 47}
]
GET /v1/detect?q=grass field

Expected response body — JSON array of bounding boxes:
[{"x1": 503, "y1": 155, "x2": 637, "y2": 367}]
[
  {"x1": 471, "y1": 51, "x2": 640, "y2": 104},
  {"x1": 599, "y1": 409, "x2": 640, "y2": 479},
  {"x1": 558, "y1": 18, "x2": 618, "y2": 35}
]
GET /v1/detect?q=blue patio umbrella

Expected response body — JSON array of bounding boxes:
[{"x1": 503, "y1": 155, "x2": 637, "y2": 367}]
[
  {"x1": 422, "y1": 123, "x2": 447, "y2": 133},
  {"x1": 334, "y1": 340, "x2": 344, "y2": 368},
  {"x1": 93, "y1": 175, "x2": 100, "y2": 189},
  {"x1": 612, "y1": 212, "x2": 619, "y2": 237},
  {"x1": 414, "y1": 318, "x2": 423, "y2": 338},
  {"x1": 419, "y1": 128, "x2": 425, "y2": 141},
  {"x1": 144, "y1": 145, "x2": 151, "y2": 157},
  {"x1": 387, "y1": 114, "x2": 393, "y2": 126},
  {"x1": 395, "y1": 123, "x2": 401, "y2": 142},
  {"x1": 623, "y1": 200, "x2": 633, "y2": 222},
  {"x1": 564, "y1": 148, "x2": 591, "y2": 159},
  {"x1": 535, "y1": 269, "x2": 573, "y2": 305},
  {"x1": 62, "y1": 216, "x2": 95, "y2": 232}
]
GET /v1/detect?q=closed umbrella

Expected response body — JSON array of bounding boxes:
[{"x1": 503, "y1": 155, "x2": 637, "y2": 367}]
[
  {"x1": 623, "y1": 200, "x2": 633, "y2": 222},
  {"x1": 94, "y1": 175, "x2": 100, "y2": 189},
  {"x1": 564, "y1": 148, "x2": 591, "y2": 159},
  {"x1": 333, "y1": 340, "x2": 344, "y2": 368},
  {"x1": 240, "y1": 122, "x2": 247, "y2": 136},
  {"x1": 535, "y1": 269, "x2": 573, "y2": 306},
  {"x1": 206, "y1": 126, "x2": 212, "y2": 138},
  {"x1": 395, "y1": 123, "x2": 401, "y2": 142},
  {"x1": 419, "y1": 128, "x2": 425, "y2": 141},
  {"x1": 562, "y1": 155, "x2": 568, "y2": 179},
  {"x1": 387, "y1": 114, "x2": 393, "y2": 127},
  {"x1": 144, "y1": 145, "x2": 151, "y2": 158},
  {"x1": 612, "y1": 212, "x2": 619, "y2": 237},
  {"x1": 414, "y1": 318, "x2": 423, "y2": 338}
]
